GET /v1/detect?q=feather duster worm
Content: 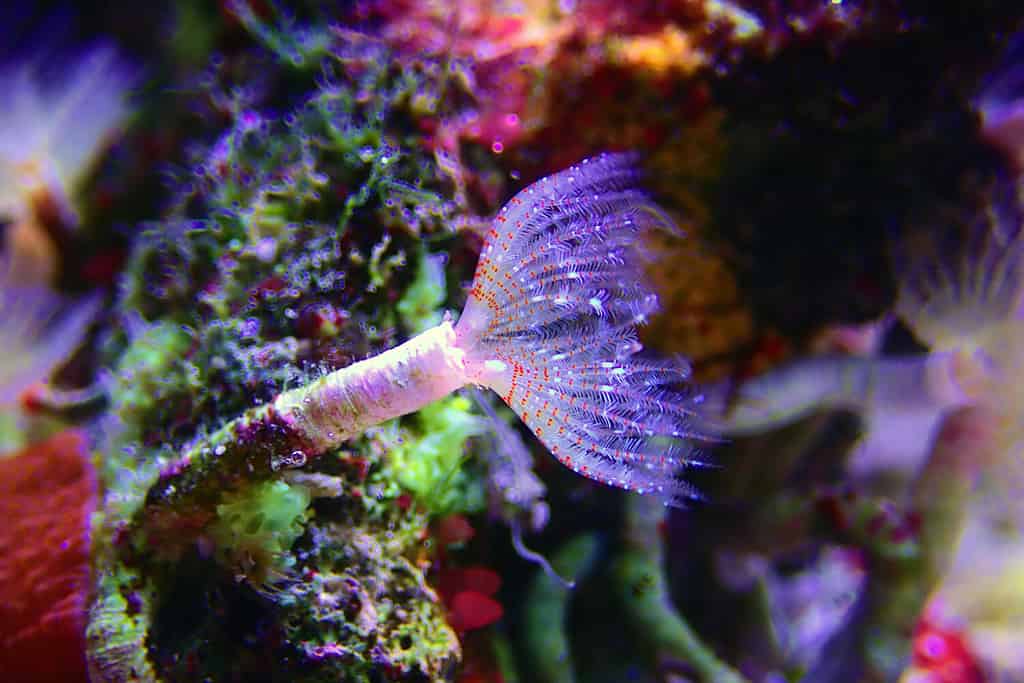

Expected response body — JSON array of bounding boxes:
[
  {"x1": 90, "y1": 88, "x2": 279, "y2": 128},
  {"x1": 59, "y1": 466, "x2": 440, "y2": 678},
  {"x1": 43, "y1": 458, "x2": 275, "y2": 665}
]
[
  {"x1": 452, "y1": 153, "x2": 708, "y2": 503},
  {"x1": 274, "y1": 154, "x2": 709, "y2": 505},
  {"x1": 145, "y1": 154, "x2": 710, "y2": 526},
  {"x1": 893, "y1": 181, "x2": 1024, "y2": 463}
]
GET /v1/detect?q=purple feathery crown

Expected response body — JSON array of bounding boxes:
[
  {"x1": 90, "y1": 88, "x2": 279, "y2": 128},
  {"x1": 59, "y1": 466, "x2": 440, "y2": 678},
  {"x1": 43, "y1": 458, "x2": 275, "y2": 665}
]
[{"x1": 455, "y1": 153, "x2": 710, "y2": 506}]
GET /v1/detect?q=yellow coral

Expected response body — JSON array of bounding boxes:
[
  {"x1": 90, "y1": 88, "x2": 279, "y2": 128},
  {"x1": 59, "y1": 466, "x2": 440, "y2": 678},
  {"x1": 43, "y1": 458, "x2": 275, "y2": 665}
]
[
  {"x1": 609, "y1": 25, "x2": 705, "y2": 78},
  {"x1": 641, "y1": 226, "x2": 754, "y2": 382}
]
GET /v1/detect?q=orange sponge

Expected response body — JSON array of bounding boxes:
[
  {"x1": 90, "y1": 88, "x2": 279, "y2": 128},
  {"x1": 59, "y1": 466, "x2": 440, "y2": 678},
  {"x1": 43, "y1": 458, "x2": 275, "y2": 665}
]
[{"x1": 0, "y1": 429, "x2": 95, "y2": 682}]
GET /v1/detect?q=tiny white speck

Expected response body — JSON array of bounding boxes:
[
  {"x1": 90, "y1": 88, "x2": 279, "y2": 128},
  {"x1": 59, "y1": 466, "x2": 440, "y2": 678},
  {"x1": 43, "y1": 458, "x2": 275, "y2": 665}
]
[{"x1": 484, "y1": 359, "x2": 508, "y2": 374}]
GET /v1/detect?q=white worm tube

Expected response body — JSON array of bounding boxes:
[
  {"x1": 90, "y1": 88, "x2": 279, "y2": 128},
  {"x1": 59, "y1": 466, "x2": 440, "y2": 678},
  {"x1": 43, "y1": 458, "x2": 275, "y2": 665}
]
[
  {"x1": 274, "y1": 320, "x2": 469, "y2": 452},
  {"x1": 710, "y1": 351, "x2": 972, "y2": 437}
]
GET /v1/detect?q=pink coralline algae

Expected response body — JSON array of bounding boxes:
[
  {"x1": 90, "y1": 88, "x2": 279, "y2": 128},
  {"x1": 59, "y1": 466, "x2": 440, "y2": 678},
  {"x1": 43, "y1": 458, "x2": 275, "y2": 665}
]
[
  {"x1": 0, "y1": 430, "x2": 96, "y2": 683},
  {"x1": 353, "y1": 0, "x2": 567, "y2": 147}
]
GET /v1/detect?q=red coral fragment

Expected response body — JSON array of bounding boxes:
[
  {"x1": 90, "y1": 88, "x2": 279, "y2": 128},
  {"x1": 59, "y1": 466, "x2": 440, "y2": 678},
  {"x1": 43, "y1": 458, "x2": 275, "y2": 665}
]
[
  {"x1": 437, "y1": 566, "x2": 501, "y2": 604},
  {"x1": 912, "y1": 612, "x2": 985, "y2": 683},
  {"x1": 436, "y1": 513, "x2": 475, "y2": 546},
  {"x1": 436, "y1": 565, "x2": 504, "y2": 632},
  {"x1": 448, "y1": 591, "x2": 504, "y2": 633},
  {"x1": 0, "y1": 429, "x2": 95, "y2": 683}
]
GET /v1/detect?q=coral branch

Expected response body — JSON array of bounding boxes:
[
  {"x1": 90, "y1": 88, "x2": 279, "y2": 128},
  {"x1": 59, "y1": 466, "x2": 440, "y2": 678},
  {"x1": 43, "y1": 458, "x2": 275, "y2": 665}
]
[
  {"x1": 615, "y1": 495, "x2": 747, "y2": 683},
  {"x1": 522, "y1": 533, "x2": 602, "y2": 683},
  {"x1": 857, "y1": 405, "x2": 995, "y2": 681}
]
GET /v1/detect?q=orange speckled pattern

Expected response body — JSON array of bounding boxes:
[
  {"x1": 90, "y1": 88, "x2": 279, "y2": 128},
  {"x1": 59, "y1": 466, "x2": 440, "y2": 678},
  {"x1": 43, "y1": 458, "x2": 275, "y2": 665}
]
[{"x1": 0, "y1": 429, "x2": 95, "y2": 683}]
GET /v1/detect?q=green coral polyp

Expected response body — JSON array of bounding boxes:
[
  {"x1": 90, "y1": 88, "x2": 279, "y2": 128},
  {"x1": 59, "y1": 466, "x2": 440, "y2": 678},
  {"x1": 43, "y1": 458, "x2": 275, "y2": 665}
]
[
  {"x1": 208, "y1": 479, "x2": 312, "y2": 582},
  {"x1": 109, "y1": 322, "x2": 192, "y2": 426}
]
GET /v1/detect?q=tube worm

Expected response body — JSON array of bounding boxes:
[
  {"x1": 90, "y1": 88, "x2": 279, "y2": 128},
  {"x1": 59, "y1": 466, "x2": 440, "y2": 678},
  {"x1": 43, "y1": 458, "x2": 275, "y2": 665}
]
[
  {"x1": 0, "y1": 43, "x2": 135, "y2": 227},
  {"x1": 139, "y1": 154, "x2": 710, "y2": 541},
  {"x1": 0, "y1": 255, "x2": 100, "y2": 405}
]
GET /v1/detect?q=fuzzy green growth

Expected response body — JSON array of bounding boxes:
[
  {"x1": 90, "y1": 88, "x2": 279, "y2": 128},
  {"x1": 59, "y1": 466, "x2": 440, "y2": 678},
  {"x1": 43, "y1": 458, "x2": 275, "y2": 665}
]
[
  {"x1": 85, "y1": 561, "x2": 159, "y2": 683},
  {"x1": 396, "y1": 247, "x2": 446, "y2": 334},
  {"x1": 387, "y1": 395, "x2": 486, "y2": 515},
  {"x1": 100, "y1": 321, "x2": 196, "y2": 495},
  {"x1": 208, "y1": 479, "x2": 312, "y2": 585},
  {"x1": 108, "y1": 322, "x2": 193, "y2": 430}
]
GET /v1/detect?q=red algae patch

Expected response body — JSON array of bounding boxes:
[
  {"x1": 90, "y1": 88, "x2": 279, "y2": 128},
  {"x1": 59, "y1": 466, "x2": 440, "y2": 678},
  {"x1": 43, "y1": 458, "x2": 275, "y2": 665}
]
[
  {"x1": 437, "y1": 566, "x2": 504, "y2": 633},
  {"x1": 0, "y1": 429, "x2": 95, "y2": 683}
]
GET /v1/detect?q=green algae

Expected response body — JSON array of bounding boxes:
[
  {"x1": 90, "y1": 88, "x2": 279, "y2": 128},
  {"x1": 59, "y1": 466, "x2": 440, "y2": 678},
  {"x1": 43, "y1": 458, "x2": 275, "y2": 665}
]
[
  {"x1": 208, "y1": 479, "x2": 312, "y2": 583},
  {"x1": 397, "y1": 246, "x2": 447, "y2": 335},
  {"x1": 387, "y1": 395, "x2": 487, "y2": 515},
  {"x1": 281, "y1": 520, "x2": 460, "y2": 682}
]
